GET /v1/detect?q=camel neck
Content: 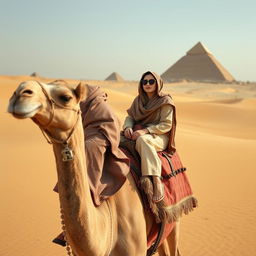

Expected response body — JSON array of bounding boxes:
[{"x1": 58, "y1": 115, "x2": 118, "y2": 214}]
[{"x1": 52, "y1": 120, "x2": 109, "y2": 255}]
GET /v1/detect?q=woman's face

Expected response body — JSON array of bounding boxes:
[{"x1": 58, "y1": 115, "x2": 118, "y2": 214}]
[{"x1": 141, "y1": 74, "x2": 157, "y2": 97}]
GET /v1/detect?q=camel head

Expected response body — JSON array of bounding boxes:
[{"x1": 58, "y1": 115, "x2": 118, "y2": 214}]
[{"x1": 8, "y1": 80, "x2": 88, "y2": 141}]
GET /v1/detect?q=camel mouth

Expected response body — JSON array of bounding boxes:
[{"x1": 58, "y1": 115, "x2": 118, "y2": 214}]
[{"x1": 11, "y1": 105, "x2": 42, "y2": 119}]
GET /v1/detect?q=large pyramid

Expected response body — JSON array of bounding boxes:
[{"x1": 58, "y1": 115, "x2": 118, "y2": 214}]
[
  {"x1": 161, "y1": 42, "x2": 235, "y2": 82},
  {"x1": 105, "y1": 72, "x2": 124, "y2": 81}
]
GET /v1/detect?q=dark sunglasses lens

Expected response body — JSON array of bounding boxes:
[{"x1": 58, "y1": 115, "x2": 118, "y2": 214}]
[
  {"x1": 149, "y1": 79, "x2": 155, "y2": 85},
  {"x1": 142, "y1": 80, "x2": 148, "y2": 85}
]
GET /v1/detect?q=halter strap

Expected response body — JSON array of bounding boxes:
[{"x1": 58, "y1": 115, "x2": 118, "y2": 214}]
[{"x1": 34, "y1": 81, "x2": 81, "y2": 145}]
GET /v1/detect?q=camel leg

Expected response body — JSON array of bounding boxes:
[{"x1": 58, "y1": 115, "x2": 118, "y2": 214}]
[
  {"x1": 157, "y1": 239, "x2": 170, "y2": 255},
  {"x1": 110, "y1": 178, "x2": 149, "y2": 256},
  {"x1": 111, "y1": 225, "x2": 147, "y2": 256},
  {"x1": 157, "y1": 221, "x2": 181, "y2": 256}
]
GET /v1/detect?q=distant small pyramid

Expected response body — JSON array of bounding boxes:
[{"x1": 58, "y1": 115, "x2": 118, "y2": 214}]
[
  {"x1": 105, "y1": 72, "x2": 124, "y2": 81},
  {"x1": 161, "y1": 42, "x2": 235, "y2": 82},
  {"x1": 30, "y1": 72, "x2": 40, "y2": 77}
]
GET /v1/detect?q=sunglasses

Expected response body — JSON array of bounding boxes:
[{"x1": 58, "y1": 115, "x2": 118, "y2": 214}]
[{"x1": 142, "y1": 79, "x2": 156, "y2": 85}]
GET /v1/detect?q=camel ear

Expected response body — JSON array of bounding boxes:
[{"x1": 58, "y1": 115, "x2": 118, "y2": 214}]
[{"x1": 74, "y1": 82, "x2": 88, "y2": 102}]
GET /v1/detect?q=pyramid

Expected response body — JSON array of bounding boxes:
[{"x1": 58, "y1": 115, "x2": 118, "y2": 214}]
[
  {"x1": 161, "y1": 42, "x2": 235, "y2": 82},
  {"x1": 105, "y1": 72, "x2": 124, "y2": 81},
  {"x1": 30, "y1": 72, "x2": 40, "y2": 77}
]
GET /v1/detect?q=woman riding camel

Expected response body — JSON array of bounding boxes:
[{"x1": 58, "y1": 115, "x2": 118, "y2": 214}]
[{"x1": 123, "y1": 71, "x2": 175, "y2": 203}]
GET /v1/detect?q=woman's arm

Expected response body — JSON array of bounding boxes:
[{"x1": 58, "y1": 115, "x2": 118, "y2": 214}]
[
  {"x1": 123, "y1": 115, "x2": 135, "y2": 130},
  {"x1": 146, "y1": 105, "x2": 173, "y2": 134},
  {"x1": 123, "y1": 116, "x2": 135, "y2": 139}
]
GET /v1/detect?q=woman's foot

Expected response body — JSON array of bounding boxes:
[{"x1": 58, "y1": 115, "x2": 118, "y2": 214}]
[{"x1": 152, "y1": 176, "x2": 164, "y2": 203}]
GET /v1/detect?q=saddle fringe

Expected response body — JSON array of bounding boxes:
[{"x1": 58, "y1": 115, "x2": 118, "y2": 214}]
[
  {"x1": 163, "y1": 196, "x2": 198, "y2": 223},
  {"x1": 140, "y1": 177, "x2": 198, "y2": 223}
]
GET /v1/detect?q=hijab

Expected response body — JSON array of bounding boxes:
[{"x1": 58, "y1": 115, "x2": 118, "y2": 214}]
[{"x1": 127, "y1": 71, "x2": 177, "y2": 154}]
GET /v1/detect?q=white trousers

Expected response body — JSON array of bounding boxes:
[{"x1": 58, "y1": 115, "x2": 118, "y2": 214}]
[{"x1": 135, "y1": 133, "x2": 169, "y2": 177}]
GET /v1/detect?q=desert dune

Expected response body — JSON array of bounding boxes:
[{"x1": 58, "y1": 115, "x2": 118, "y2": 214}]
[{"x1": 1, "y1": 75, "x2": 256, "y2": 256}]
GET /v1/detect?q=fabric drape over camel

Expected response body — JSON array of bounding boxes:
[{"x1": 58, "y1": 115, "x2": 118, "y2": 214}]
[{"x1": 80, "y1": 84, "x2": 130, "y2": 206}]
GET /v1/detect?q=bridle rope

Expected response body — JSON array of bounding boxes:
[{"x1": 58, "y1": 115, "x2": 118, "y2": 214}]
[
  {"x1": 35, "y1": 81, "x2": 80, "y2": 255},
  {"x1": 35, "y1": 81, "x2": 81, "y2": 146}
]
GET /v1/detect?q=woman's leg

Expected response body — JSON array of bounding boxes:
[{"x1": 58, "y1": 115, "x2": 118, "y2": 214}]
[
  {"x1": 135, "y1": 134, "x2": 169, "y2": 202},
  {"x1": 152, "y1": 176, "x2": 164, "y2": 202}
]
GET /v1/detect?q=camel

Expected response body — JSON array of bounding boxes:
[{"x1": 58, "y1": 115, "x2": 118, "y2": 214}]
[{"x1": 8, "y1": 80, "x2": 180, "y2": 256}]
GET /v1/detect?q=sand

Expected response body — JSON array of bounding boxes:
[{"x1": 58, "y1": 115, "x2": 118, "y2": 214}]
[{"x1": 1, "y1": 75, "x2": 256, "y2": 256}]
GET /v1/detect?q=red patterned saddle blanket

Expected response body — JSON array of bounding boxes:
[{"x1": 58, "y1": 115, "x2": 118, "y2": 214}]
[{"x1": 120, "y1": 147, "x2": 197, "y2": 249}]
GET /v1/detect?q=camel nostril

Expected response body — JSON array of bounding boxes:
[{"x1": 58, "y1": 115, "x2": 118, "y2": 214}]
[{"x1": 22, "y1": 89, "x2": 33, "y2": 95}]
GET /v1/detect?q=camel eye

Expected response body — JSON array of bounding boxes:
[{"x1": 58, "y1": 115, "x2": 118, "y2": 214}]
[{"x1": 59, "y1": 95, "x2": 72, "y2": 102}]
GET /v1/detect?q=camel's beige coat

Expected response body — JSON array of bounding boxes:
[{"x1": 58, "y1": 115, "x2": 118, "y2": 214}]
[{"x1": 8, "y1": 81, "x2": 180, "y2": 256}]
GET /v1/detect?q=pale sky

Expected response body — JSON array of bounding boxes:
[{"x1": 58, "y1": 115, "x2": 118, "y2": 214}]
[{"x1": 1, "y1": 0, "x2": 255, "y2": 81}]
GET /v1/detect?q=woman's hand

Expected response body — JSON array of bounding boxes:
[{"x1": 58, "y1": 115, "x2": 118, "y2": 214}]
[
  {"x1": 132, "y1": 129, "x2": 148, "y2": 141},
  {"x1": 124, "y1": 127, "x2": 134, "y2": 139}
]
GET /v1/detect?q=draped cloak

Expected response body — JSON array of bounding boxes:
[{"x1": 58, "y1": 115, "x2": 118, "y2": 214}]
[{"x1": 80, "y1": 85, "x2": 129, "y2": 206}]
